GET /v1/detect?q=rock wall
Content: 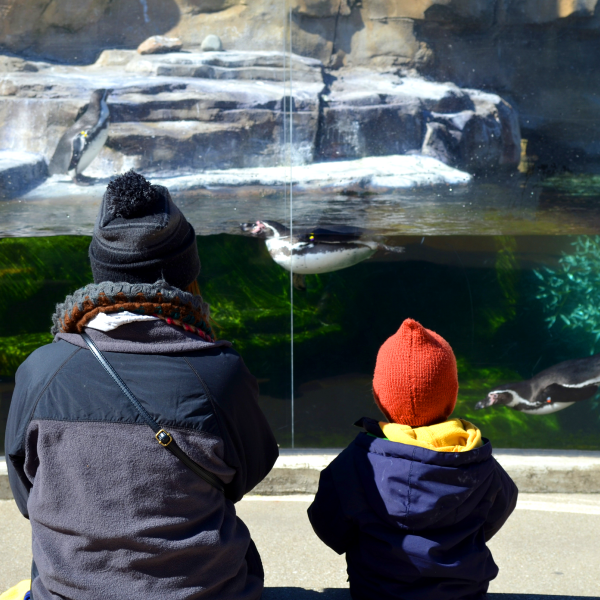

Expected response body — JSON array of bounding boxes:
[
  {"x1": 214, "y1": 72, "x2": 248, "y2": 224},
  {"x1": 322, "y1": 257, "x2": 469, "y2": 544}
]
[
  {"x1": 0, "y1": 52, "x2": 520, "y2": 176},
  {"x1": 2, "y1": 1, "x2": 599, "y2": 66},
  {"x1": 1, "y1": 0, "x2": 599, "y2": 165}
]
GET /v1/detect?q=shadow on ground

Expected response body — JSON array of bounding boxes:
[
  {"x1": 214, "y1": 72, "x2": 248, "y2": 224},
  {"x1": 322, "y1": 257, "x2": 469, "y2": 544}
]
[
  {"x1": 263, "y1": 591, "x2": 349, "y2": 599},
  {"x1": 263, "y1": 590, "x2": 600, "y2": 600},
  {"x1": 488, "y1": 596, "x2": 600, "y2": 600}
]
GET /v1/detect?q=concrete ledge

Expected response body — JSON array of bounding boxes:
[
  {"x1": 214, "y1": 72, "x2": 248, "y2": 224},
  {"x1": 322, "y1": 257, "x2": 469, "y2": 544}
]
[
  {"x1": 3, "y1": 448, "x2": 600, "y2": 499},
  {"x1": 493, "y1": 449, "x2": 600, "y2": 493},
  {"x1": 252, "y1": 448, "x2": 600, "y2": 496}
]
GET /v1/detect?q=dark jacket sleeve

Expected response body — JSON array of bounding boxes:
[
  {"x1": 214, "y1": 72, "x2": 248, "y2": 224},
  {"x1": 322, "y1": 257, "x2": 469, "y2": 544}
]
[
  {"x1": 5, "y1": 359, "x2": 37, "y2": 518},
  {"x1": 5, "y1": 424, "x2": 32, "y2": 518},
  {"x1": 307, "y1": 465, "x2": 357, "y2": 555},
  {"x1": 5, "y1": 342, "x2": 80, "y2": 518},
  {"x1": 184, "y1": 348, "x2": 279, "y2": 503},
  {"x1": 484, "y1": 457, "x2": 518, "y2": 541}
]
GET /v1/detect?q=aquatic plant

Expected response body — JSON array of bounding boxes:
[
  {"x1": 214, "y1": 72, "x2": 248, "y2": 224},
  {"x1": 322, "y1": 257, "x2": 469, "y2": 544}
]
[
  {"x1": 2, "y1": 234, "x2": 599, "y2": 449},
  {"x1": 480, "y1": 236, "x2": 519, "y2": 336},
  {"x1": 535, "y1": 236, "x2": 600, "y2": 354},
  {"x1": 540, "y1": 172, "x2": 600, "y2": 197},
  {"x1": 0, "y1": 236, "x2": 92, "y2": 336},
  {"x1": 0, "y1": 236, "x2": 92, "y2": 377}
]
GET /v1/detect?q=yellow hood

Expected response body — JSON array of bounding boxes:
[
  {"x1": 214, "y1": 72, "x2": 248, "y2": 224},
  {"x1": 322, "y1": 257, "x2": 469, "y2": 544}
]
[{"x1": 379, "y1": 418, "x2": 483, "y2": 452}]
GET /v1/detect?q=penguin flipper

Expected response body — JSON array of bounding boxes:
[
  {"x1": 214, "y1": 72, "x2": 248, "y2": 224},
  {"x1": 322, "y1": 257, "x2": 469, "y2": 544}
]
[
  {"x1": 49, "y1": 133, "x2": 74, "y2": 175},
  {"x1": 539, "y1": 383, "x2": 598, "y2": 405},
  {"x1": 67, "y1": 134, "x2": 86, "y2": 175},
  {"x1": 49, "y1": 124, "x2": 82, "y2": 175}
]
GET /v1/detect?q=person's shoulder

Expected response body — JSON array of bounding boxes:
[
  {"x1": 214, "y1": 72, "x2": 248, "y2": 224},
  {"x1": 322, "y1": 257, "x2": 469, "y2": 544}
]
[
  {"x1": 17, "y1": 338, "x2": 81, "y2": 378},
  {"x1": 181, "y1": 344, "x2": 256, "y2": 402},
  {"x1": 184, "y1": 344, "x2": 246, "y2": 373}
]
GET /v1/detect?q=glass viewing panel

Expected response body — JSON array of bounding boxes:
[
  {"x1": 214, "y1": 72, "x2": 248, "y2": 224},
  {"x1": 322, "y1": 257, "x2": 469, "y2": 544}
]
[{"x1": 2, "y1": 1, "x2": 600, "y2": 450}]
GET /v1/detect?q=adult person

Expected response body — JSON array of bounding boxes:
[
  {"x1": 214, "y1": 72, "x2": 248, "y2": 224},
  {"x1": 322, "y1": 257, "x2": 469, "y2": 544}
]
[{"x1": 5, "y1": 170, "x2": 278, "y2": 600}]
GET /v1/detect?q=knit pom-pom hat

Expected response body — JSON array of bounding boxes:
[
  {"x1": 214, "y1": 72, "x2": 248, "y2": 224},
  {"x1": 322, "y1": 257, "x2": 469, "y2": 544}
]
[
  {"x1": 372, "y1": 319, "x2": 458, "y2": 427},
  {"x1": 89, "y1": 170, "x2": 200, "y2": 289}
]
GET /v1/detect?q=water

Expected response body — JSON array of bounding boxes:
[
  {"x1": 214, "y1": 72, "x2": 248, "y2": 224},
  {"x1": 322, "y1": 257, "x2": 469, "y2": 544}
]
[
  {"x1": 1, "y1": 230, "x2": 599, "y2": 451},
  {"x1": 2, "y1": 169, "x2": 600, "y2": 450},
  {"x1": 3, "y1": 171, "x2": 600, "y2": 238}
]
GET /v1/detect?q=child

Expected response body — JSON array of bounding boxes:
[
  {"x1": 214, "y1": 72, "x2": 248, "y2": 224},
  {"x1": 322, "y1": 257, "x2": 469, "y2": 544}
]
[{"x1": 307, "y1": 319, "x2": 517, "y2": 600}]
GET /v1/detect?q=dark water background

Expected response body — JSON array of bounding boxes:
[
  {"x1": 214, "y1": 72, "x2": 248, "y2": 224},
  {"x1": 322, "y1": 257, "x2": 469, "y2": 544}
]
[{"x1": 1, "y1": 227, "x2": 599, "y2": 450}]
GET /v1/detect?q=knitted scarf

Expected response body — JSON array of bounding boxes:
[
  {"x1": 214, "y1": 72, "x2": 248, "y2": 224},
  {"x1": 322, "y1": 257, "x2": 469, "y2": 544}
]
[{"x1": 51, "y1": 280, "x2": 214, "y2": 342}]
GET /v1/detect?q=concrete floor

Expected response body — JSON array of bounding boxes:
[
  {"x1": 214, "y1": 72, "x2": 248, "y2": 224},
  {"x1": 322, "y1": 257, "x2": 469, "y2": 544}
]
[{"x1": 2, "y1": 494, "x2": 600, "y2": 599}]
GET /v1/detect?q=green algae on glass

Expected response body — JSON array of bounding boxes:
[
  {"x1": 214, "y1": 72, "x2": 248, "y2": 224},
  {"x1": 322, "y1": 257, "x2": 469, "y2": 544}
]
[
  {"x1": 197, "y1": 234, "x2": 347, "y2": 394},
  {"x1": 1, "y1": 233, "x2": 599, "y2": 449},
  {"x1": 535, "y1": 235, "x2": 600, "y2": 355},
  {"x1": 0, "y1": 236, "x2": 93, "y2": 376},
  {"x1": 540, "y1": 172, "x2": 600, "y2": 197},
  {"x1": 480, "y1": 236, "x2": 519, "y2": 336},
  {"x1": 198, "y1": 233, "x2": 345, "y2": 344}
]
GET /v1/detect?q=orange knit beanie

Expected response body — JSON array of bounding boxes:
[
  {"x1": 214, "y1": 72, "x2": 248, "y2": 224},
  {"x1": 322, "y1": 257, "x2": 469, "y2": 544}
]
[{"x1": 372, "y1": 319, "x2": 458, "y2": 427}]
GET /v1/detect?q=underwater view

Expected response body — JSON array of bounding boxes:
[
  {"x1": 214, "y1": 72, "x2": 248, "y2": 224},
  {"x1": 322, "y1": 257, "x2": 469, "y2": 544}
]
[
  {"x1": 3, "y1": 1, "x2": 600, "y2": 451},
  {"x1": 1, "y1": 225, "x2": 600, "y2": 450}
]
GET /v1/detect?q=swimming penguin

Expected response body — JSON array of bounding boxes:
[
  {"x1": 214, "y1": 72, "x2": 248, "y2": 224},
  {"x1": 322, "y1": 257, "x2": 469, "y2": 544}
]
[
  {"x1": 49, "y1": 88, "x2": 112, "y2": 184},
  {"x1": 475, "y1": 354, "x2": 600, "y2": 415},
  {"x1": 240, "y1": 220, "x2": 403, "y2": 277}
]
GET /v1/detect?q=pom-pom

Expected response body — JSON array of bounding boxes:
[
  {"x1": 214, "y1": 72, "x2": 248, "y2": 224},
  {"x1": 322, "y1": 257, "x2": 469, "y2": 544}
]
[{"x1": 105, "y1": 170, "x2": 159, "y2": 218}]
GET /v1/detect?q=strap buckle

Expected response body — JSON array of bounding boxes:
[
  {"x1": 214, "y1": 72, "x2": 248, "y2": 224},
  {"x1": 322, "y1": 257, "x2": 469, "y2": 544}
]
[{"x1": 155, "y1": 429, "x2": 173, "y2": 447}]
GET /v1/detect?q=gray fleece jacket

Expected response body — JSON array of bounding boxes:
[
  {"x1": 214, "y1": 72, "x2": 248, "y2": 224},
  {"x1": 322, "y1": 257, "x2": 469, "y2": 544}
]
[{"x1": 5, "y1": 319, "x2": 279, "y2": 600}]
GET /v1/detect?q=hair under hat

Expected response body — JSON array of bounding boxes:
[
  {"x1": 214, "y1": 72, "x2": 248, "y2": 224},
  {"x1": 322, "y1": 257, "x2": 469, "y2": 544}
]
[
  {"x1": 89, "y1": 170, "x2": 200, "y2": 289},
  {"x1": 372, "y1": 319, "x2": 458, "y2": 427}
]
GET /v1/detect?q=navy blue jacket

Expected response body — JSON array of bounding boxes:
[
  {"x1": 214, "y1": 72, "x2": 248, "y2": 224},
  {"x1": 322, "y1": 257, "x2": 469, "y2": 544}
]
[{"x1": 307, "y1": 418, "x2": 518, "y2": 600}]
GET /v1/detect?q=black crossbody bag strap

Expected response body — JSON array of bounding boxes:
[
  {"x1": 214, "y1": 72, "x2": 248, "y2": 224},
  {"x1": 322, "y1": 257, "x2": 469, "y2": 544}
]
[{"x1": 81, "y1": 332, "x2": 225, "y2": 493}]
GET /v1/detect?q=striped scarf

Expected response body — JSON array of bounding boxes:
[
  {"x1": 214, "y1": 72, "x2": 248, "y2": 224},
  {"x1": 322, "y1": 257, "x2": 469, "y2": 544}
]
[{"x1": 51, "y1": 280, "x2": 214, "y2": 342}]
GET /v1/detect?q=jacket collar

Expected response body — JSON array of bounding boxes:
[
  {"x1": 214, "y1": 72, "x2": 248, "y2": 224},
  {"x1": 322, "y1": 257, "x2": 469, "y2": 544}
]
[{"x1": 55, "y1": 319, "x2": 231, "y2": 354}]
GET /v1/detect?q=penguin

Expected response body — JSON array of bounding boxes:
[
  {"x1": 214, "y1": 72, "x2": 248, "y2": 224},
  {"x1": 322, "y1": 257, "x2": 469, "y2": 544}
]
[
  {"x1": 475, "y1": 354, "x2": 600, "y2": 415},
  {"x1": 240, "y1": 220, "x2": 403, "y2": 277},
  {"x1": 49, "y1": 88, "x2": 112, "y2": 184}
]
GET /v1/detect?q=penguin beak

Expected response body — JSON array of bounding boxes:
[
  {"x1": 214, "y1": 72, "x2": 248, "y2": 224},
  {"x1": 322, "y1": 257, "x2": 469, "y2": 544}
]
[
  {"x1": 475, "y1": 392, "x2": 497, "y2": 410},
  {"x1": 240, "y1": 221, "x2": 265, "y2": 236}
]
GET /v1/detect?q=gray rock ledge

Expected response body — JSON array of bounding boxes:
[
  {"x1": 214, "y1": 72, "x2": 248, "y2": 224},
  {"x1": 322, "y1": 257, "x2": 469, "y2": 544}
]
[{"x1": 0, "y1": 151, "x2": 47, "y2": 200}]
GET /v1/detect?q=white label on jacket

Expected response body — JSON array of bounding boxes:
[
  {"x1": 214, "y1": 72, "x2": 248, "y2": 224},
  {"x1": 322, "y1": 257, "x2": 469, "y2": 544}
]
[{"x1": 86, "y1": 311, "x2": 160, "y2": 332}]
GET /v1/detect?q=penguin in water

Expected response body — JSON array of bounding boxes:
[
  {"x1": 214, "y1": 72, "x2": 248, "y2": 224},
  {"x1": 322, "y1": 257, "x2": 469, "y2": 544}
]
[
  {"x1": 49, "y1": 88, "x2": 112, "y2": 184},
  {"x1": 475, "y1": 354, "x2": 600, "y2": 415},
  {"x1": 240, "y1": 220, "x2": 403, "y2": 287}
]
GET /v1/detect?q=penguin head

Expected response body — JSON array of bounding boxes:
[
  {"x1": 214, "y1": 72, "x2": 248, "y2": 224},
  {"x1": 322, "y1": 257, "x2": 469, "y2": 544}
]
[
  {"x1": 475, "y1": 390, "x2": 514, "y2": 410},
  {"x1": 240, "y1": 220, "x2": 287, "y2": 238},
  {"x1": 475, "y1": 381, "x2": 532, "y2": 410}
]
